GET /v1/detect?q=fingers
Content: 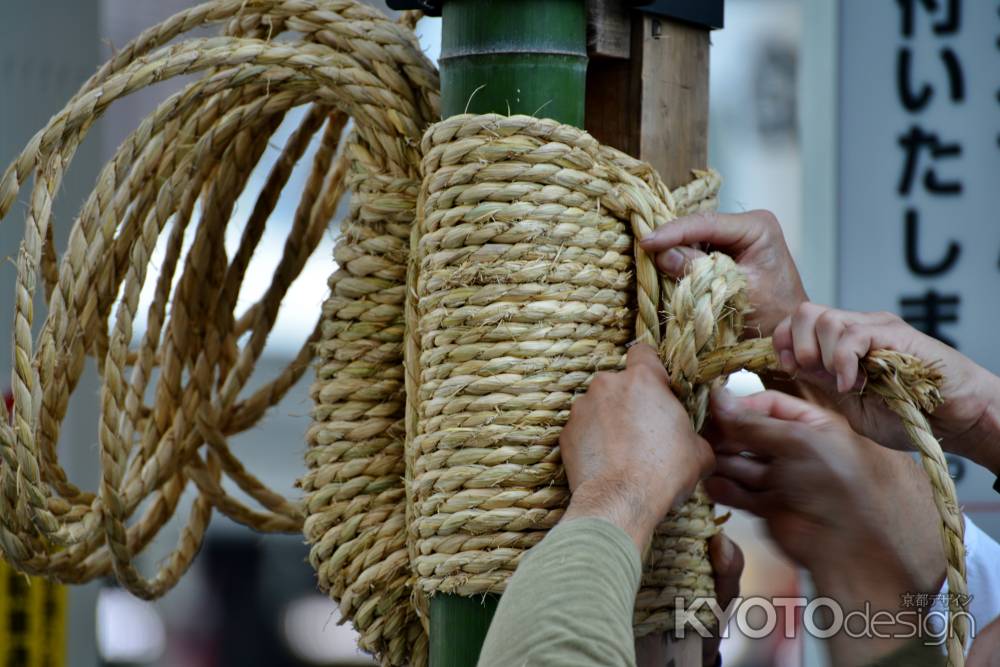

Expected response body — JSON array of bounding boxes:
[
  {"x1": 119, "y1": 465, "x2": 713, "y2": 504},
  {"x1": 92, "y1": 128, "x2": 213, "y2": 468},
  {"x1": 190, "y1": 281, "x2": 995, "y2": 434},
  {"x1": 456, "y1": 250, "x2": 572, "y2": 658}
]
[
  {"x1": 704, "y1": 475, "x2": 774, "y2": 515},
  {"x1": 714, "y1": 453, "x2": 769, "y2": 491},
  {"x1": 668, "y1": 436, "x2": 718, "y2": 509},
  {"x1": 830, "y1": 314, "x2": 905, "y2": 390},
  {"x1": 716, "y1": 387, "x2": 829, "y2": 426},
  {"x1": 773, "y1": 304, "x2": 903, "y2": 392},
  {"x1": 710, "y1": 388, "x2": 832, "y2": 458},
  {"x1": 708, "y1": 533, "x2": 745, "y2": 607},
  {"x1": 693, "y1": 434, "x2": 717, "y2": 482},
  {"x1": 830, "y1": 325, "x2": 873, "y2": 392},
  {"x1": 625, "y1": 342, "x2": 668, "y2": 378},
  {"x1": 817, "y1": 309, "x2": 896, "y2": 391},
  {"x1": 702, "y1": 533, "x2": 745, "y2": 665},
  {"x1": 772, "y1": 315, "x2": 795, "y2": 373},
  {"x1": 788, "y1": 302, "x2": 824, "y2": 376},
  {"x1": 653, "y1": 245, "x2": 707, "y2": 278},
  {"x1": 639, "y1": 210, "x2": 774, "y2": 254},
  {"x1": 815, "y1": 310, "x2": 848, "y2": 382}
]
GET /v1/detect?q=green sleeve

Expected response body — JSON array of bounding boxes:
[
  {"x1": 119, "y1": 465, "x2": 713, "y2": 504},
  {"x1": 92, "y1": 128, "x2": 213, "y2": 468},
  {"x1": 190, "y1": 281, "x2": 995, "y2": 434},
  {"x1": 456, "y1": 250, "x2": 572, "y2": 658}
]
[{"x1": 477, "y1": 517, "x2": 642, "y2": 667}]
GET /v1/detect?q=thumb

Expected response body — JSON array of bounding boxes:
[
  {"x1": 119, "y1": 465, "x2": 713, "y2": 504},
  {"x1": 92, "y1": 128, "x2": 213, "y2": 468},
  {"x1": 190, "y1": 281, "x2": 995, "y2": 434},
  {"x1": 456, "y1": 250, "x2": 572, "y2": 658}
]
[
  {"x1": 703, "y1": 533, "x2": 745, "y2": 666},
  {"x1": 710, "y1": 388, "x2": 838, "y2": 458},
  {"x1": 653, "y1": 246, "x2": 707, "y2": 278},
  {"x1": 713, "y1": 387, "x2": 834, "y2": 428},
  {"x1": 710, "y1": 533, "x2": 744, "y2": 607}
]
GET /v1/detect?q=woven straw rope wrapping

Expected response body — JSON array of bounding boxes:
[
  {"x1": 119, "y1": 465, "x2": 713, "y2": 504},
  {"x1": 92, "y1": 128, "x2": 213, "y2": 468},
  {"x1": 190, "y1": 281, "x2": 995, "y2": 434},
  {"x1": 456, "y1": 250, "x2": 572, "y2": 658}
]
[
  {"x1": 408, "y1": 114, "x2": 727, "y2": 635},
  {"x1": 0, "y1": 1, "x2": 968, "y2": 666},
  {"x1": 303, "y1": 136, "x2": 430, "y2": 663}
]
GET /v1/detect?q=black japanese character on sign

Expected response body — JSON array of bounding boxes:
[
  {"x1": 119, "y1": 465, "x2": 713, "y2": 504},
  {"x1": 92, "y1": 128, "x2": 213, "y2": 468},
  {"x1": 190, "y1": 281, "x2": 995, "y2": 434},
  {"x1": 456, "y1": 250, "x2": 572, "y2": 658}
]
[
  {"x1": 898, "y1": 49, "x2": 932, "y2": 109},
  {"x1": 900, "y1": 290, "x2": 960, "y2": 347},
  {"x1": 897, "y1": 0, "x2": 961, "y2": 37},
  {"x1": 904, "y1": 209, "x2": 961, "y2": 275},
  {"x1": 898, "y1": 126, "x2": 963, "y2": 195},
  {"x1": 896, "y1": 47, "x2": 965, "y2": 111}
]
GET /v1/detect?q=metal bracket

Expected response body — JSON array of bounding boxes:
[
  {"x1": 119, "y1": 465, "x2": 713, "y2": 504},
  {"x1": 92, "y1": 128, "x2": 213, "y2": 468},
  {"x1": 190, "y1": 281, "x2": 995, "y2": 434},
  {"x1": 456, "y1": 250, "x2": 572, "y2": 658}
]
[
  {"x1": 385, "y1": 0, "x2": 443, "y2": 16},
  {"x1": 629, "y1": 0, "x2": 724, "y2": 29}
]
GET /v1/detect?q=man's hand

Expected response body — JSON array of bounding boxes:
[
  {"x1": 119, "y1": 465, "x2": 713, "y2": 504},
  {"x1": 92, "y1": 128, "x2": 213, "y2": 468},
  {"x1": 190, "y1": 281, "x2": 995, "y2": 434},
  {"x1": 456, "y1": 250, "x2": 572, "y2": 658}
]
[
  {"x1": 560, "y1": 343, "x2": 715, "y2": 550},
  {"x1": 639, "y1": 210, "x2": 807, "y2": 336},
  {"x1": 969, "y1": 616, "x2": 1000, "y2": 667},
  {"x1": 773, "y1": 303, "x2": 1000, "y2": 473},
  {"x1": 706, "y1": 387, "x2": 945, "y2": 594},
  {"x1": 706, "y1": 388, "x2": 945, "y2": 666}
]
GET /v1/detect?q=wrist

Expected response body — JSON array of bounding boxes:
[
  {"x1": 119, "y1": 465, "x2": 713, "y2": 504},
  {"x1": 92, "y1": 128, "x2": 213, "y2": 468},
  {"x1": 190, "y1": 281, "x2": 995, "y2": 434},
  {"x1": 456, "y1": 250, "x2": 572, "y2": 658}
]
[
  {"x1": 810, "y1": 531, "x2": 919, "y2": 606},
  {"x1": 812, "y1": 561, "x2": 932, "y2": 667},
  {"x1": 565, "y1": 478, "x2": 677, "y2": 551}
]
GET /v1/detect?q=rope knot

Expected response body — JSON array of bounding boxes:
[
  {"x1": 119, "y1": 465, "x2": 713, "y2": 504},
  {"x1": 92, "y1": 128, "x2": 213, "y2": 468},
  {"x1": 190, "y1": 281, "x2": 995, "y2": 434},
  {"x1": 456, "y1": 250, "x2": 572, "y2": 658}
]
[{"x1": 659, "y1": 253, "x2": 748, "y2": 429}]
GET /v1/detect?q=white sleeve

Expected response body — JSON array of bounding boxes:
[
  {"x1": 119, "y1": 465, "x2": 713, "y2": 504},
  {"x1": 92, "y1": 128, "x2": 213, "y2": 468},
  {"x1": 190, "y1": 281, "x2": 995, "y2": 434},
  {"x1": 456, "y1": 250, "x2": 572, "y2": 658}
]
[{"x1": 932, "y1": 515, "x2": 1000, "y2": 649}]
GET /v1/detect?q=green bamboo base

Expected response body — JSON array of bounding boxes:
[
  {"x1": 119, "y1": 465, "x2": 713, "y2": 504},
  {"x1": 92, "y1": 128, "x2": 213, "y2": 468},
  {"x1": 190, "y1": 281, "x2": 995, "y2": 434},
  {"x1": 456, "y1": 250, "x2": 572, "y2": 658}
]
[
  {"x1": 442, "y1": 52, "x2": 586, "y2": 120},
  {"x1": 429, "y1": 594, "x2": 500, "y2": 667}
]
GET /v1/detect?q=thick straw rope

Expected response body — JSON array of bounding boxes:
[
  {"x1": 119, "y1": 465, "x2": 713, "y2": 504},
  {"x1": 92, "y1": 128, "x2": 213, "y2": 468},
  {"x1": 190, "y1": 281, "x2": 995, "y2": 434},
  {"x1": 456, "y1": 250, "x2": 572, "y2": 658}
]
[
  {"x1": 0, "y1": 2, "x2": 966, "y2": 666},
  {"x1": 0, "y1": 0, "x2": 435, "y2": 595},
  {"x1": 408, "y1": 116, "x2": 729, "y2": 636}
]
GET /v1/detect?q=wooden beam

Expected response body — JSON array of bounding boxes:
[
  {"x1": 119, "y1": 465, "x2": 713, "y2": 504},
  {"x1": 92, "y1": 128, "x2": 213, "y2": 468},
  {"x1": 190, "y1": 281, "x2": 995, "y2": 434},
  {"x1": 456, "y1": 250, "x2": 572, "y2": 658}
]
[
  {"x1": 585, "y1": 56, "x2": 636, "y2": 154},
  {"x1": 585, "y1": 5, "x2": 712, "y2": 665},
  {"x1": 585, "y1": 11, "x2": 710, "y2": 190},
  {"x1": 634, "y1": 14, "x2": 710, "y2": 189},
  {"x1": 586, "y1": 0, "x2": 630, "y2": 58}
]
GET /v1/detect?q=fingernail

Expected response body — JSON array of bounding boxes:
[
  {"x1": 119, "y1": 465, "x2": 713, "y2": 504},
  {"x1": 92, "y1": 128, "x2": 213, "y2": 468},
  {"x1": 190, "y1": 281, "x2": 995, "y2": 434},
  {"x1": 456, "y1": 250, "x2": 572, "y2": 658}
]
[
  {"x1": 778, "y1": 349, "x2": 796, "y2": 374},
  {"x1": 836, "y1": 374, "x2": 848, "y2": 393},
  {"x1": 719, "y1": 534, "x2": 735, "y2": 567},
  {"x1": 658, "y1": 248, "x2": 687, "y2": 275},
  {"x1": 713, "y1": 387, "x2": 737, "y2": 415}
]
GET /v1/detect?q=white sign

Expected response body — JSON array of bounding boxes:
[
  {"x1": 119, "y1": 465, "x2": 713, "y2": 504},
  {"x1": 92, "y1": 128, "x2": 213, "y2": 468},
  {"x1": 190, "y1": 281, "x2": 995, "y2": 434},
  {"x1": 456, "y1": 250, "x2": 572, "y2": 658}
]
[{"x1": 838, "y1": 0, "x2": 1000, "y2": 534}]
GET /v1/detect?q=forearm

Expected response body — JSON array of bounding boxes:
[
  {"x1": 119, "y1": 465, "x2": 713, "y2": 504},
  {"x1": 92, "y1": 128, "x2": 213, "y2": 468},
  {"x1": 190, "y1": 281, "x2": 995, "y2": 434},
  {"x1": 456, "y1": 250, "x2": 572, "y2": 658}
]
[
  {"x1": 812, "y1": 541, "x2": 940, "y2": 667},
  {"x1": 815, "y1": 577, "x2": 932, "y2": 667},
  {"x1": 477, "y1": 517, "x2": 642, "y2": 667}
]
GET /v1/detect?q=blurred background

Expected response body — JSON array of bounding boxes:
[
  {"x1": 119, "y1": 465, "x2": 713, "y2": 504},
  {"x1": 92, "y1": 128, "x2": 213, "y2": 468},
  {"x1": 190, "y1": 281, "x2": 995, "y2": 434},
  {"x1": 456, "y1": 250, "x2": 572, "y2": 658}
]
[{"x1": 1, "y1": 1, "x2": 996, "y2": 665}]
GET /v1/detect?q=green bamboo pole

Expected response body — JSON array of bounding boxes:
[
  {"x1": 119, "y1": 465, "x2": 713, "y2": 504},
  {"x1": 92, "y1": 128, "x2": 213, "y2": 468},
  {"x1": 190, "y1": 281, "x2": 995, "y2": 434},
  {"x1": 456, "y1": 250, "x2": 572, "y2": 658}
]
[
  {"x1": 440, "y1": 0, "x2": 586, "y2": 123},
  {"x1": 431, "y1": 1, "x2": 586, "y2": 665}
]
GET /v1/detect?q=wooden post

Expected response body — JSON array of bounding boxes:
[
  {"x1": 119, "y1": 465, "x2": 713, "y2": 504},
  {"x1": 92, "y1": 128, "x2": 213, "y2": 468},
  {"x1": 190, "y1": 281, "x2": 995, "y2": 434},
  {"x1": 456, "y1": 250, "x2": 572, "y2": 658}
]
[
  {"x1": 631, "y1": 14, "x2": 710, "y2": 189},
  {"x1": 586, "y1": 3, "x2": 710, "y2": 189},
  {"x1": 586, "y1": 2, "x2": 714, "y2": 664}
]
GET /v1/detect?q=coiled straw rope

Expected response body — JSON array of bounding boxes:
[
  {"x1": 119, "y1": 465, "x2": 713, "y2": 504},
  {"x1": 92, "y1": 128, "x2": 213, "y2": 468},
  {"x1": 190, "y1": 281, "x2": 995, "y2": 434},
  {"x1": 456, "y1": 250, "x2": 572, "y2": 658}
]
[{"x1": 0, "y1": 1, "x2": 966, "y2": 666}]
